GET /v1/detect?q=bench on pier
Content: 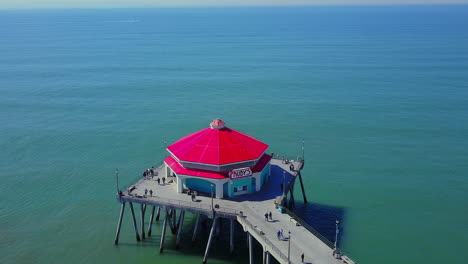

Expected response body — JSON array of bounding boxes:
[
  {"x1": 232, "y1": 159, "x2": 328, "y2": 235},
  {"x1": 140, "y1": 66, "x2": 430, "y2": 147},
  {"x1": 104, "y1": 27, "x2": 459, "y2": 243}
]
[
  {"x1": 289, "y1": 217, "x2": 301, "y2": 226},
  {"x1": 128, "y1": 185, "x2": 136, "y2": 192},
  {"x1": 341, "y1": 256, "x2": 355, "y2": 264},
  {"x1": 254, "y1": 226, "x2": 264, "y2": 235}
]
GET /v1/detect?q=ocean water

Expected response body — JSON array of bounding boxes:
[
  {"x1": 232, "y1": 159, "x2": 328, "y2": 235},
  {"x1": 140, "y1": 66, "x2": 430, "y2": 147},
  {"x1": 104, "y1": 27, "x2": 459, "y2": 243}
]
[{"x1": 1, "y1": 5, "x2": 468, "y2": 264}]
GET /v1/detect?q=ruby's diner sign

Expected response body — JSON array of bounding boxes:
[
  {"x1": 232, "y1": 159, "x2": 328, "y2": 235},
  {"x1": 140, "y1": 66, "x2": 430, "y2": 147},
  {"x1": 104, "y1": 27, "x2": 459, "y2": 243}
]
[{"x1": 229, "y1": 167, "x2": 253, "y2": 180}]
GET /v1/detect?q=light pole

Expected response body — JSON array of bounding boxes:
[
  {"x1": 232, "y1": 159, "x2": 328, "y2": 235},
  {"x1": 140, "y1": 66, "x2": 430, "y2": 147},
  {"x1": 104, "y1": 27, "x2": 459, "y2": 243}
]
[
  {"x1": 287, "y1": 231, "x2": 291, "y2": 264},
  {"x1": 210, "y1": 184, "x2": 214, "y2": 211},
  {"x1": 283, "y1": 170, "x2": 286, "y2": 197},
  {"x1": 115, "y1": 168, "x2": 120, "y2": 194},
  {"x1": 334, "y1": 219, "x2": 340, "y2": 258},
  {"x1": 302, "y1": 139, "x2": 305, "y2": 162}
]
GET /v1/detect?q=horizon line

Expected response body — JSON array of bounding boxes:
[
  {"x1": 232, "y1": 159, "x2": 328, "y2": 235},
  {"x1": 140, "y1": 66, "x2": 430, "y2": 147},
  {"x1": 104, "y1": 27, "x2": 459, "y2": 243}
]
[{"x1": 1, "y1": 3, "x2": 468, "y2": 10}]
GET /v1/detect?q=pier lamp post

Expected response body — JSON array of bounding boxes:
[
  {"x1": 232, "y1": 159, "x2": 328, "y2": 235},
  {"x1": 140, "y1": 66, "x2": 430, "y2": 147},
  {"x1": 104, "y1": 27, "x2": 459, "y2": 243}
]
[
  {"x1": 210, "y1": 184, "x2": 214, "y2": 211},
  {"x1": 287, "y1": 231, "x2": 291, "y2": 264},
  {"x1": 334, "y1": 219, "x2": 340, "y2": 258},
  {"x1": 115, "y1": 169, "x2": 120, "y2": 195},
  {"x1": 302, "y1": 139, "x2": 305, "y2": 162},
  {"x1": 283, "y1": 171, "x2": 286, "y2": 197}
]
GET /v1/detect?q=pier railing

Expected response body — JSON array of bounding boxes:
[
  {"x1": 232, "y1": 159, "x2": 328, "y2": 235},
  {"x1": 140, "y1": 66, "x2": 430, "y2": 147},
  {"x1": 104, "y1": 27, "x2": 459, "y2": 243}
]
[
  {"x1": 279, "y1": 206, "x2": 335, "y2": 249},
  {"x1": 238, "y1": 207, "x2": 289, "y2": 263},
  {"x1": 122, "y1": 193, "x2": 240, "y2": 217}
]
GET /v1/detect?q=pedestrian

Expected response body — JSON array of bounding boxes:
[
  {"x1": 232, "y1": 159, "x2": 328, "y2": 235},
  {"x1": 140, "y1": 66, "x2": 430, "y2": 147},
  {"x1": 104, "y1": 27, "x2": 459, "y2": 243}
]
[
  {"x1": 277, "y1": 230, "x2": 281, "y2": 240},
  {"x1": 265, "y1": 212, "x2": 268, "y2": 221},
  {"x1": 157, "y1": 178, "x2": 160, "y2": 185},
  {"x1": 143, "y1": 170, "x2": 147, "y2": 178},
  {"x1": 162, "y1": 177, "x2": 165, "y2": 184},
  {"x1": 144, "y1": 188, "x2": 148, "y2": 195},
  {"x1": 269, "y1": 211, "x2": 272, "y2": 221},
  {"x1": 191, "y1": 193, "x2": 195, "y2": 201},
  {"x1": 280, "y1": 229, "x2": 283, "y2": 238},
  {"x1": 149, "y1": 189, "x2": 153, "y2": 197},
  {"x1": 301, "y1": 253, "x2": 304, "y2": 262},
  {"x1": 150, "y1": 166, "x2": 154, "y2": 176}
]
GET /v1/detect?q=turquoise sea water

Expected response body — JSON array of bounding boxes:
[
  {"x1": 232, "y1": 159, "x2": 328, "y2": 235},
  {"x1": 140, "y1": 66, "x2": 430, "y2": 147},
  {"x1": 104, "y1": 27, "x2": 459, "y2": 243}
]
[{"x1": 1, "y1": 5, "x2": 468, "y2": 264}]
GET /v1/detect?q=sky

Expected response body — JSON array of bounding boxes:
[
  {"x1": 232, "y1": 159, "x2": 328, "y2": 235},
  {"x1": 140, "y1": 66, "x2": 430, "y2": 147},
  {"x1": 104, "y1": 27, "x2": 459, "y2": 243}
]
[{"x1": 1, "y1": 0, "x2": 468, "y2": 9}]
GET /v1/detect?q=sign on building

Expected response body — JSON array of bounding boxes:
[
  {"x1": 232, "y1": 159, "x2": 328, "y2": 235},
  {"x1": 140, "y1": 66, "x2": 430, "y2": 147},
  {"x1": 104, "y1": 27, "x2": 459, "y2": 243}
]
[{"x1": 229, "y1": 167, "x2": 253, "y2": 180}]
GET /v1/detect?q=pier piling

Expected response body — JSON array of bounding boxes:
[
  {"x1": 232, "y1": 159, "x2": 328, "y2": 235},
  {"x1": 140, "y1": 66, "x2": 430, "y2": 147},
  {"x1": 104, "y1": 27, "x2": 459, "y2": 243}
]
[
  {"x1": 129, "y1": 202, "x2": 141, "y2": 241},
  {"x1": 159, "y1": 208, "x2": 169, "y2": 253},
  {"x1": 176, "y1": 210, "x2": 185, "y2": 249},
  {"x1": 229, "y1": 218, "x2": 235, "y2": 254},
  {"x1": 114, "y1": 202, "x2": 126, "y2": 245},
  {"x1": 202, "y1": 215, "x2": 218, "y2": 264},
  {"x1": 248, "y1": 232, "x2": 254, "y2": 264},
  {"x1": 140, "y1": 204, "x2": 146, "y2": 240},
  {"x1": 298, "y1": 171, "x2": 308, "y2": 203},
  {"x1": 155, "y1": 207, "x2": 161, "y2": 221},
  {"x1": 192, "y1": 213, "x2": 201, "y2": 244},
  {"x1": 147, "y1": 206, "x2": 155, "y2": 236}
]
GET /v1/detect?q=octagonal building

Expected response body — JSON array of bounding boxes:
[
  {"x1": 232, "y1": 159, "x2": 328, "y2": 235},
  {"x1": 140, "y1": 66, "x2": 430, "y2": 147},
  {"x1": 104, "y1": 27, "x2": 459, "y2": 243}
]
[{"x1": 163, "y1": 119, "x2": 272, "y2": 199}]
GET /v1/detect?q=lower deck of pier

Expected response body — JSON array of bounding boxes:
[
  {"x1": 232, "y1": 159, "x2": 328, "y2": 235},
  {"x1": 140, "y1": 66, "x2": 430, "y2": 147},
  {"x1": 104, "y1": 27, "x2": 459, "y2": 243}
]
[{"x1": 115, "y1": 159, "x2": 346, "y2": 264}]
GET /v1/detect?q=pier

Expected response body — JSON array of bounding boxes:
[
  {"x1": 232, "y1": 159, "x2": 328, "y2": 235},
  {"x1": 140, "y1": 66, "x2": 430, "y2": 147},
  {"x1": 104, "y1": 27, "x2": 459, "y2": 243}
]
[{"x1": 114, "y1": 158, "x2": 355, "y2": 264}]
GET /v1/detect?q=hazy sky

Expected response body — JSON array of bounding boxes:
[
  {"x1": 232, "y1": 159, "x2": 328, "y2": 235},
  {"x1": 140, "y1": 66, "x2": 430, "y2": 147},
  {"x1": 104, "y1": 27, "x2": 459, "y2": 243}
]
[{"x1": 1, "y1": 0, "x2": 468, "y2": 9}]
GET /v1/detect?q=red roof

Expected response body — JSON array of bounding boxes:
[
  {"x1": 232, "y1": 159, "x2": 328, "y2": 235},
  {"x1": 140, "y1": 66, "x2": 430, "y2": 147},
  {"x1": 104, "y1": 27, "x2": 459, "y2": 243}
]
[
  {"x1": 164, "y1": 154, "x2": 271, "y2": 179},
  {"x1": 164, "y1": 156, "x2": 228, "y2": 179},
  {"x1": 167, "y1": 120, "x2": 268, "y2": 165}
]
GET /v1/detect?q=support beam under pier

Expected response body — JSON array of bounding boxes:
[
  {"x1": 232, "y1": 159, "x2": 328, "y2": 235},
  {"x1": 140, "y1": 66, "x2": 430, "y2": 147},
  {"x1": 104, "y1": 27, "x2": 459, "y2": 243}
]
[
  {"x1": 159, "y1": 208, "x2": 169, "y2": 253},
  {"x1": 114, "y1": 202, "x2": 126, "y2": 245},
  {"x1": 140, "y1": 204, "x2": 146, "y2": 240},
  {"x1": 229, "y1": 218, "x2": 235, "y2": 254},
  {"x1": 147, "y1": 206, "x2": 155, "y2": 236},
  {"x1": 202, "y1": 215, "x2": 218, "y2": 264},
  {"x1": 129, "y1": 202, "x2": 141, "y2": 241},
  {"x1": 176, "y1": 210, "x2": 185, "y2": 249},
  {"x1": 155, "y1": 207, "x2": 161, "y2": 221},
  {"x1": 298, "y1": 171, "x2": 308, "y2": 203},
  {"x1": 248, "y1": 232, "x2": 254, "y2": 264},
  {"x1": 192, "y1": 213, "x2": 200, "y2": 244}
]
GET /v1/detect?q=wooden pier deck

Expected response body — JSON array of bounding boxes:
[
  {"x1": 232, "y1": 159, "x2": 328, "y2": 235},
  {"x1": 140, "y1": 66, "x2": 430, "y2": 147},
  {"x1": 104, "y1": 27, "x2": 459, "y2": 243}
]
[{"x1": 115, "y1": 158, "x2": 355, "y2": 264}]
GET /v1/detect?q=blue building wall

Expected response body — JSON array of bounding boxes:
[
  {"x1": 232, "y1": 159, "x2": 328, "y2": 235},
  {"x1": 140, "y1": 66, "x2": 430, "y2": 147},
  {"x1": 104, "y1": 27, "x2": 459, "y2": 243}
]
[
  {"x1": 230, "y1": 176, "x2": 254, "y2": 196},
  {"x1": 260, "y1": 163, "x2": 271, "y2": 186},
  {"x1": 184, "y1": 177, "x2": 213, "y2": 195},
  {"x1": 223, "y1": 182, "x2": 228, "y2": 198}
]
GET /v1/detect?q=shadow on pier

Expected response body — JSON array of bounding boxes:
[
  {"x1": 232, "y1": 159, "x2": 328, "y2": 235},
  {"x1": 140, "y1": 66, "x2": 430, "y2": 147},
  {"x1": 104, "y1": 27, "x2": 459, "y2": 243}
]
[{"x1": 293, "y1": 201, "x2": 346, "y2": 247}]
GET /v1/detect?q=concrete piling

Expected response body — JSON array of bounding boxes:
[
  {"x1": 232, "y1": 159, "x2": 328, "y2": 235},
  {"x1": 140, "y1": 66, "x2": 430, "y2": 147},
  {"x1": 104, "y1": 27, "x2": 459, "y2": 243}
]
[
  {"x1": 192, "y1": 213, "x2": 201, "y2": 243},
  {"x1": 202, "y1": 215, "x2": 218, "y2": 264},
  {"x1": 176, "y1": 210, "x2": 185, "y2": 249},
  {"x1": 140, "y1": 204, "x2": 146, "y2": 240},
  {"x1": 114, "y1": 202, "x2": 126, "y2": 245},
  {"x1": 159, "y1": 208, "x2": 169, "y2": 253},
  {"x1": 128, "y1": 202, "x2": 141, "y2": 241},
  {"x1": 147, "y1": 206, "x2": 155, "y2": 236}
]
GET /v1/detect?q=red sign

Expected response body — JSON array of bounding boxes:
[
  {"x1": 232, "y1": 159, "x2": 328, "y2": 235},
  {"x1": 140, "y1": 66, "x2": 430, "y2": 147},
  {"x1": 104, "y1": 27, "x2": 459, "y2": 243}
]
[{"x1": 229, "y1": 167, "x2": 253, "y2": 180}]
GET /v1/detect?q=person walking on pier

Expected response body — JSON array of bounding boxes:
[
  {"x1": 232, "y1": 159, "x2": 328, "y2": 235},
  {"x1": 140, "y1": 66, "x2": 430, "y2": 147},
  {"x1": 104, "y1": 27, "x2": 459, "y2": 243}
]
[
  {"x1": 162, "y1": 177, "x2": 165, "y2": 184},
  {"x1": 301, "y1": 253, "x2": 304, "y2": 263},
  {"x1": 265, "y1": 212, "x2": 269, "y2": 221},
  {"x1": 277, "y1": 230, "x2": 281, "y2": 240},
  {"x1": 144, "y1": 188, "x2": 148, "y2": 196},
  {"x1": 157, "y1": 177, "x2": 160, "y2": 185},
  {"x1": 269, "y1": 211, "x2": 272, "y2": 221},
  {"x1": 149, "y1": 189, "x2": 153, "y2": 197}
]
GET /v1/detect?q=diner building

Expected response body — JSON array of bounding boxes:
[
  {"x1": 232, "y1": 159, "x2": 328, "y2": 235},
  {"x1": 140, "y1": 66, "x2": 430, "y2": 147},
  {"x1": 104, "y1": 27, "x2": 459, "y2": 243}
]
[{"x1": 163, "y1": 119, "x2": 271, "y2": 199}]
